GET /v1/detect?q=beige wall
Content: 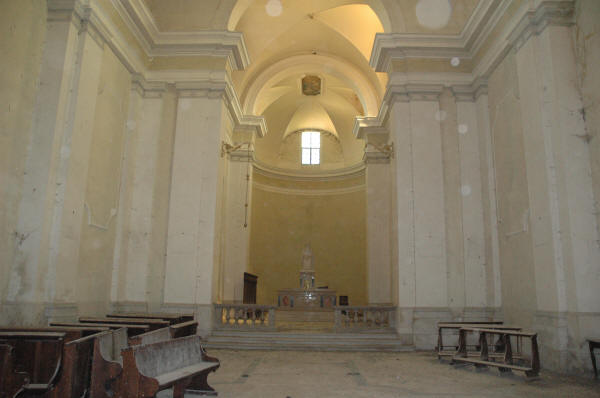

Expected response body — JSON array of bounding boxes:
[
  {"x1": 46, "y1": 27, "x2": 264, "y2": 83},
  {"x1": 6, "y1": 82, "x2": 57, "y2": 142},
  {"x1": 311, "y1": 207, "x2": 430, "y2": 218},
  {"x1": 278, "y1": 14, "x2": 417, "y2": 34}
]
[
  {"x1": 249, "y1": 172, "x2": 367, "y2": 306},
  {"x1": 0, "y1": 0, "x2": 46, "y2": 306},
  {"x1": 575, "y1": 0, "x2": 600, "y2": 243},
  {"x1": 487, "y1": 52, "x2": 538, "y2": 327},
  {"x1": 76, "y1": 45, "x2": 131, "y2": 314}
]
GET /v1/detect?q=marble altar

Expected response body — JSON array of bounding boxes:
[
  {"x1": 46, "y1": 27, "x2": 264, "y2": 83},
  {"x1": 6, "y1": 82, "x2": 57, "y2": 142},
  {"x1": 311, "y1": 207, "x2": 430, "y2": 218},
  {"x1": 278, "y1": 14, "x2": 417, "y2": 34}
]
[{"x1": 277, "y1": 244, "x2": 336, "y2": 309}]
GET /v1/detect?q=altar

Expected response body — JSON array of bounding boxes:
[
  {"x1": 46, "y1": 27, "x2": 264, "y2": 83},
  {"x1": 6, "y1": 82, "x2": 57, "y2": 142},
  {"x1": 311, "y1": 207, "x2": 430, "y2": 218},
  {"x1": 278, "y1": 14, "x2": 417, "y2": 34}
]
[
  {"x1": 277, "y1": 288, "x2": 337, "y2": 309},
  {"x1": 277, "y1": 244, "x2": 336, "y2": 310}
]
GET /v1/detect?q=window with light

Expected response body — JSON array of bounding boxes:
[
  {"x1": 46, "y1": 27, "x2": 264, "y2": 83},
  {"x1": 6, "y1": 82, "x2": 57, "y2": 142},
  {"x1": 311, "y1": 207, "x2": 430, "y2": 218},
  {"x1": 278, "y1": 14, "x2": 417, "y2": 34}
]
[{"x1": 301, "y1": 131, "x2": 320, "y2": 165}]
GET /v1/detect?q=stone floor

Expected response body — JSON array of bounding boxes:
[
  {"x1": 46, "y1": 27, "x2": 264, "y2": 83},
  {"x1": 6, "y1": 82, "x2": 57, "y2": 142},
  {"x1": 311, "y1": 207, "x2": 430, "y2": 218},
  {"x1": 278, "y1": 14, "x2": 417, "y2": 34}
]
[{"x1": 200, "y1": 349, "x2": 599, "y2": 398}]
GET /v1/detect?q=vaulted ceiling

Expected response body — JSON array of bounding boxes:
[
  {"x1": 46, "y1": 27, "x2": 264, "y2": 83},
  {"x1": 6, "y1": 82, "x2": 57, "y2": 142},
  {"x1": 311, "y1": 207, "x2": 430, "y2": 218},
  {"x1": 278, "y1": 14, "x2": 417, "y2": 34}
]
[{"x1": 141, "y1": 0, "x2": 484, "y2": 171}]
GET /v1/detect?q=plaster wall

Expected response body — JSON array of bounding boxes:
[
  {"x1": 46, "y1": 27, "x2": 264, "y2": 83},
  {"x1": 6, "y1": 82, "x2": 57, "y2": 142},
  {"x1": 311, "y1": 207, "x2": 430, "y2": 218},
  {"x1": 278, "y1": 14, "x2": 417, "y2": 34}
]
[
  {"x1": 163, "y1": 96, "x2": 227, "y2": 306},
  {"x1": 487, "y1": 52, "x2": 538, "y2": 328},
  {"x1": 575, "y1": 0, "x2": 600, "y2": 241},
  {"x1": 146, "y1": 87, "x2": 178, "y2": 310},
  {"x1": 457, "y1": 100, "x2": 487, "y2": 308},
  {"x1": 222, "y1": 156, "x2": 254, "y2": 303},
  {"x1": 76, "y1": 44, "x2": 131, "y2": 315},
  {"x1": 439, "y1": 89, "x2": 464, "y2": 311},
  {"x1": 410, "y1": 100, "x2": 447, "y2": 308},
  {"x1": 248, "y1": 173, "x2": 367, "y2": 306},
  {"x1": 0, "y1": 0, "x2": 46, "y2": 312},
  {"x1": 111, "y1": 89, "x2": 163, "y2": 306},
  {"x1": 366, "y1": 161, "x2": 392, "y2": 304}
]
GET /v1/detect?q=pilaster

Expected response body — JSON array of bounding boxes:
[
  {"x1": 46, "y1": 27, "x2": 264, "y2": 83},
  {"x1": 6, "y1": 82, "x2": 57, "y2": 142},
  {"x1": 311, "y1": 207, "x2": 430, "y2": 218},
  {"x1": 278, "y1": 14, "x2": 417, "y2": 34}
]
[
  {"x1": 221, "y1": 135, "x2": 255, "y2": 303},
  {"x1": 364, "y1": 131, "x2": 393, "y2": 304}
]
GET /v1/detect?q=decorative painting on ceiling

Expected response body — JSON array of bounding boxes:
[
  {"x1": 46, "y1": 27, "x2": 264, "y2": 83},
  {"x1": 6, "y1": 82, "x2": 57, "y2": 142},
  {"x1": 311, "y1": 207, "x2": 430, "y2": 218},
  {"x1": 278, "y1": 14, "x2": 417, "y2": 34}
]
[{"x1": 302, "y1": 75, "x2": 321, "y2": 96}]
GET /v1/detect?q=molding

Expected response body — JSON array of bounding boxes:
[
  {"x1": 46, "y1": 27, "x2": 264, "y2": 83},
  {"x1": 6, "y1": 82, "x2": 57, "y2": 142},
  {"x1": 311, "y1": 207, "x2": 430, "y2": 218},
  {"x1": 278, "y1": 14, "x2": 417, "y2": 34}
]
[
  {"x1": 131, "y1": 73, "x2": 167, "y2": 98},
  {"x1": 253, "y1": 182, "x2": 365, "y2": 197},
  {"x1": 253, "y1": 160, "x2": 366, "y2": 182},
  {"x1": 451, "y1": 78, "x2": 489, "y2": 102},
  {"x1": 115, "y1": 0, "x2": 250, "y2": 70},
  {"x1": 353, "y1": 84, "x2": 444, "y2": 138},
  {"x1": 371, "y1": 0, "x2": 574, "y2": 78},
  {"x1": 164, "y1": 72, "x2": 266, "y2": 138},
  {"x1": 370, "y1": 0, "x2": 502, "y2": 72},
  {"x1": 364, "y1": 149, "x2": 392, "y2": 164},
  {"x1": 358, "y1": 1, "x2": 573, "y2": 138}
]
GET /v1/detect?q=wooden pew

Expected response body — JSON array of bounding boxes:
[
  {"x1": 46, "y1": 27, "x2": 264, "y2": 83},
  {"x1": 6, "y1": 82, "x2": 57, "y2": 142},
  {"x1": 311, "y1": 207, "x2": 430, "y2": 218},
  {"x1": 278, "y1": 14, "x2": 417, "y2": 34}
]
[
  {"x1": 170, "y1": 320, "x2": 198, "y2": 339},
  {"x1": 0, "y1": 331, "x2": 65, "y2": 397},
  {"x1": 0, "y1": 326, "x2": 109, "y2": 340},
  {"x1": 452, "y1": 327, "x2": 540, "y2": 377},
  {"x1": 79, "y1": 316, "x2": 169, "y2": 331},
  {"x1": 128, "y1": 320, "x2": 199, "y2": 347},
  {"x1": 121, "y1": 335, "x2": 219, "y2": 397},
  {"x1": 437, "y1": 322, "x2": 522, "y2": 359},
  {"x1": 16, "y1": 331, "x2": 107, "y2": 398},
  {"x1": 50, "y1": 322, "x2": 150, "y2": 337},
  {"x1": 107, "y1": 312, "x2": 194, "y2": 325},
  {"x1": 90, "y1": 328, "x2": 129, "y2": 398},
  {"x1": 0, "y1": 343, "x2": 28, "y2": 398},
  {"x1": 128, "y1": 326, "x2": 172, "y2": 346}
]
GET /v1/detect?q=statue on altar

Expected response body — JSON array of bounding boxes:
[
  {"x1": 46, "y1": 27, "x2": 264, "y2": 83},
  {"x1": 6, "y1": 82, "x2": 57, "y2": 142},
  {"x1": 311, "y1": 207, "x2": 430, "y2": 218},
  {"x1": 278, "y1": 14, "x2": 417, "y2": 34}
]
[
  {"x1": 277, "y1": 243, "x2": 336, "y2": 309},
  {"x1": 299, "y1": 244, "x2": 315, "y2": 290}
]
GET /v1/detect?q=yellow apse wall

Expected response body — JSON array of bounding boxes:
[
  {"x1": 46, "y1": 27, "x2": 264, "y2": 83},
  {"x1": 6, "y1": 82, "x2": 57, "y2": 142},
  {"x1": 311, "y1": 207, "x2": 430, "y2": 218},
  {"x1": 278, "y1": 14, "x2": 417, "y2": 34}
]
[{"x1": 248, "y1": 171, "x2": 367, "y2": 306}]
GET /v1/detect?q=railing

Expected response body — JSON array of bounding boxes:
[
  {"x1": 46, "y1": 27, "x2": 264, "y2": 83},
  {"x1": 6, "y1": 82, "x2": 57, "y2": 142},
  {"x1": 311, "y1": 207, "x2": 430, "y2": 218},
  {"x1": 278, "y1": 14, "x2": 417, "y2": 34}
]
[
  {"x1": 334, "y1": 306, "x2": 395, "y2": 331},
  {"x1": 214, "y1": 304, "x2": 276, "y2": 330}
]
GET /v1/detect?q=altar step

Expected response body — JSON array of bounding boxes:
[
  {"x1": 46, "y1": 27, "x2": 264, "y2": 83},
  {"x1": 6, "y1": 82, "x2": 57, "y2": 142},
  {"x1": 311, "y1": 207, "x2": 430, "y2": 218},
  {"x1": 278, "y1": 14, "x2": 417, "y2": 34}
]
[{"x1": 204, "y1": 330, "x2": 413, "y2": 352}]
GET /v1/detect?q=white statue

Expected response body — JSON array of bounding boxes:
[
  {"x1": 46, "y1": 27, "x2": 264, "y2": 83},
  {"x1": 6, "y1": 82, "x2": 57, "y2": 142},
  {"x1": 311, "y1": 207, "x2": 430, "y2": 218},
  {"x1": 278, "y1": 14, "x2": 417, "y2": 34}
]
[
  {"x1": 301, "y1": 243, "x2": 314, "y2": 270},
  {"x1": 300, "y1": 243, "x2": 315, "y2": 290}
]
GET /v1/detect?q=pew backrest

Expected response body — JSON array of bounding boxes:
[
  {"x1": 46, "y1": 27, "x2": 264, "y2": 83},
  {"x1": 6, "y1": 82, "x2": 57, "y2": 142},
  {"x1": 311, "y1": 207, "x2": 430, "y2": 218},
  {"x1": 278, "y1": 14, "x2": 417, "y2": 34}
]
[
  {"x1": 129, "y1": 327, "x2": 171, "y2": 346},
  {"x1": 134, "y1": 335, "x2": 205, "y2": 378},
  {"x1": 169, "y1": 320, "x2": 198, "y2": 338}
]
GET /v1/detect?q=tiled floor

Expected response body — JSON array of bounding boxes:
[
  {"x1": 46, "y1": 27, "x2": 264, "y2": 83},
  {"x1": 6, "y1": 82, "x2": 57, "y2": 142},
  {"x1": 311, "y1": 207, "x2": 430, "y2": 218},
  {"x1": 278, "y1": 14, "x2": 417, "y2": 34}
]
[{"x1": 201, "y1": 349, "x2": 599, "y2": 398}]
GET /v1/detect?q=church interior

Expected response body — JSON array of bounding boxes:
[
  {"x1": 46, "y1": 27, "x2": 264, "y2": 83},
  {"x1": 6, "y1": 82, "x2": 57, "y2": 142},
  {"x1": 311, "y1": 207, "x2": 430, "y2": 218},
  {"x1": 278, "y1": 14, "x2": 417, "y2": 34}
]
[{"x1": 1, "y1": 0, "x2": 600, "y2": 396}]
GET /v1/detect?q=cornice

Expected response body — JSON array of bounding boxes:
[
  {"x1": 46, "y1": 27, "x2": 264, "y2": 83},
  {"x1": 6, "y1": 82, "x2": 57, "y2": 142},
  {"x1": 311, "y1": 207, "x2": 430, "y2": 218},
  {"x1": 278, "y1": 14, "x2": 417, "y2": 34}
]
[
  {"x1": 359, "y1": 0, "x2": 573, "y2": 138},
  {"x1": 371, "y1": 0, "x2": 574, "y2": 78},
  {"x1": 353, "y1": 83, "x2": 444, "y2": 138},
  {"x1": 114, "y1": 0, "x2": 250, "y2": 70},
  {"x1": 253, "y1": 182, "x2": 366, "y2": 197},
  {"x1": 167, "y1": 73, "x2": 266, "y2": 138},
  {"x1": 451, "y1": 78, "x2": 489, "y2": 102},
  {"x1": 131, "y1": 74, "x2": 167, "y2": 98},
  {"x1": 253, "y1": 160, "x2": 366, "y2": 183},
  {"x1": 370, "y1": 0, "x2": 501, "y2": 72}
]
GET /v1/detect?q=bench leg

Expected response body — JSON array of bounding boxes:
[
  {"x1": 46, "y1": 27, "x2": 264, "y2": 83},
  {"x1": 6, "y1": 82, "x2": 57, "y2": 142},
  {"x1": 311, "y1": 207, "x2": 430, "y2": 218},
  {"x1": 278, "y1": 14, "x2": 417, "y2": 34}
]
[
  {"x1": 186, "y1": 370, "x2": 218, "y2": 396},
  {"x1": 590, "y1": 342, "x2": 598, "y2": 378}
]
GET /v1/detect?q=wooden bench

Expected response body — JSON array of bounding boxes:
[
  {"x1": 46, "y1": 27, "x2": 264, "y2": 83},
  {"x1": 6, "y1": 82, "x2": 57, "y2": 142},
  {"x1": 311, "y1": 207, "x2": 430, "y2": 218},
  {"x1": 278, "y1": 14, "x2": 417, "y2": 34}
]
[
  {"x1": 128, "y1": 326, "x2": 172, "y2": 346},
  {"x1": 0, "y1": 343, "x2": 28, "y2": 398},
  {"x1": 50, "y1": 322, "x2": 150, "y2": 336},
  {"x1": 107, "y1": 312, "x2": 194, "y2": 325},
  {"x1": 0, "y1": 325, "x2": 109, "y2": 340},
  {"x1": 79, "y1": 316, "x2": 169, "y2": 331},
  {"x1": 90, "y1": 327, "x2": 129, "y2": 398},
  {"x1": 129, "y1": 320, "x2": 198, "y2": 346},
  {"x1": 170, "y1": 320, "x2": 198, "y2": 338},
  {"x1": 588, "y1": 338, "x2": 600, "y2": 378},
  {"x1": 0, "y1": 331, "x2": 66, "y2": 397},
  {"x1": 121, "y1": 335, "x2": 219, "y2": 397},
  {"x1": 452, "y1": 327, "x2": 540, "y2": 377},
  {"x1": 437, "y1": 322, "x2": 522, "y2": 359}
]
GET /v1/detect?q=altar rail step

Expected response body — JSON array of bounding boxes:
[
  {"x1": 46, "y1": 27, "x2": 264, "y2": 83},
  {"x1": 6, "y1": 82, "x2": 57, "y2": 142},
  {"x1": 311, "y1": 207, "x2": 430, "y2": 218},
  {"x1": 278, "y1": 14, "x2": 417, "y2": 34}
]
[{"x1": 204, "y1": 330, "x2": 413, "y2": 352}]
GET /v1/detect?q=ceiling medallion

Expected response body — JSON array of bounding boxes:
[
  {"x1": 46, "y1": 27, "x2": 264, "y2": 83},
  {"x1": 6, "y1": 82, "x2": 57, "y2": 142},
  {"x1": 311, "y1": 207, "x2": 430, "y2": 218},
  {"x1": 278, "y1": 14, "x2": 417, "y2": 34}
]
[{"x1": 302, "y1": 75, "x2": 321, "y2": 96}]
